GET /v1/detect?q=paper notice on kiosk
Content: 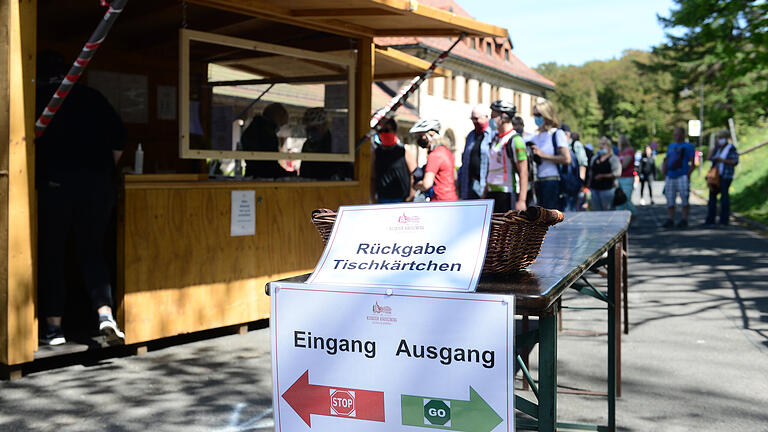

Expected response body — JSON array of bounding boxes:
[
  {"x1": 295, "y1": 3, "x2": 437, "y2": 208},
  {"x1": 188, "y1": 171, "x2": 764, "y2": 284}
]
[{"x1": 307, "y1": 201, "x2": 493, "y2": 292}]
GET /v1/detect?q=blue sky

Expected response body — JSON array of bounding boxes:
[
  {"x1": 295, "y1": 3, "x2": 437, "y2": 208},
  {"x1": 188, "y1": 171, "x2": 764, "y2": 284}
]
[{"x1": 466, "y1": 0, "x2": 678, "y2": 67}]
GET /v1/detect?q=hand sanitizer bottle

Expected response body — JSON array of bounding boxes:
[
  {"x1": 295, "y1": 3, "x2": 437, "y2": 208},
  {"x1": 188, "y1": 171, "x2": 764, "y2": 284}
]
[{"x1": 134, "y1": 143, "x2": 144, "y2": 174}]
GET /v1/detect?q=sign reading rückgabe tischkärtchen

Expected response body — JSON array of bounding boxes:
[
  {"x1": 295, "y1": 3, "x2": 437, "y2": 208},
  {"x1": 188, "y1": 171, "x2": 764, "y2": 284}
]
[{"x1": 306, "y1": 200, "x2": 494, "y2": 292}]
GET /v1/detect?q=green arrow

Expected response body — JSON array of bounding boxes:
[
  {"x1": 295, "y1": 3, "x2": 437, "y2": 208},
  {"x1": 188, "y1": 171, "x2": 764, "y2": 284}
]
[{"x1": 401, "y1": 387, "x2": 503, "y2": 432}]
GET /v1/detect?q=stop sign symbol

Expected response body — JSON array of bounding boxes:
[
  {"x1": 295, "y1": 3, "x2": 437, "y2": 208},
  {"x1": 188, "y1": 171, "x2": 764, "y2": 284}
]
[
  {"x1": 424, "y1": 399, "x2": 451, "y2": 426},
  {"x1": 330, "y1": 389, "x2": 355, "y2": 416}
]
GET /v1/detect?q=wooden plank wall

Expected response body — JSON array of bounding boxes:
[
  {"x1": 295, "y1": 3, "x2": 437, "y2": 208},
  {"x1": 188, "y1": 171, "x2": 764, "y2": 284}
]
[
  {"x1": 121, "y1": 182, "x2": 365, "y2": 344},
  {"x1": 1, "y1": 0, "x2": 36, "y2": 366}
]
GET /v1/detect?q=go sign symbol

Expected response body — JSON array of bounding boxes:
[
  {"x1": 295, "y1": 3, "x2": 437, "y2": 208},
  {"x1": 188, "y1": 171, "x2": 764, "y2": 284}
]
[{"x1": 424, "y1": 399, "x2": 451, "y2": 426}]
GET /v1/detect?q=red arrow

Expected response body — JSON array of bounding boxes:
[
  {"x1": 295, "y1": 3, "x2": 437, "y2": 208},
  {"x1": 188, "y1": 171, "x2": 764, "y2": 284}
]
[{"x1": 281, "y1": 370, "x2": 385, "y2": 427}]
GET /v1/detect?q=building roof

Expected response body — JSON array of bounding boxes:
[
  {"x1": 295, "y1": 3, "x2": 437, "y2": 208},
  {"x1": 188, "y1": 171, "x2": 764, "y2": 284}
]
[{"x1": 375, "y1": 0, "x2": 554, "y2": 90}]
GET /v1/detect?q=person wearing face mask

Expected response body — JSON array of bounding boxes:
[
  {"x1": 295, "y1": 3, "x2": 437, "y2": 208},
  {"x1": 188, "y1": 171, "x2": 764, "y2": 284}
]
[
  {"x1": 458, "y1": 105, "x2": 492, "y2": 199},
  {"x1": 371, "y1": 117, "x2": 416, "y2": 203},
  {"x1": 529, "y1": 100, "x2": 571, "y2": 210},
  {"x1": 486, "y1": 100, "x2": 528, "y2": 212},
  {"x1": 300, "y1": 107, "x2": 353, "y2": 180},
  {"x1": 411, "y1": 119, "x2": 458, "y2": 201},
  {"x1": 242, "y1": 102, "x2": 293, "y2": 178},
  {"x1": 705, "y1": 129, "x2": 739, "y2": 226},
  {"x1": 588, "y1": 136, "x2": 622, "y2": 210}
]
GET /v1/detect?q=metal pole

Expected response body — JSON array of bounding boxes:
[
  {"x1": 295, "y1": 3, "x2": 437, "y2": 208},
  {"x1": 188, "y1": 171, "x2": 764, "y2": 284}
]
[
  {"x1": 355, "y1": 33, "x2": 466, "y2": 152},
  {"x1": 35, "y1": 0, "x2": 130, "y2": 138}
]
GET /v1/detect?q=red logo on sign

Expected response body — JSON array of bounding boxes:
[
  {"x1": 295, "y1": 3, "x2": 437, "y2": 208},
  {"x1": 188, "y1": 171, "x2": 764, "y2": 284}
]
[
  {"x1": 397, "y1": 213, "x2": 421, "y2": 224},
  {"x1": 372, "y1": 302, "x2": 392, "y2": 314},
  {"x1": 330, "y1": 389, "x2": 356, "y2": 417}
]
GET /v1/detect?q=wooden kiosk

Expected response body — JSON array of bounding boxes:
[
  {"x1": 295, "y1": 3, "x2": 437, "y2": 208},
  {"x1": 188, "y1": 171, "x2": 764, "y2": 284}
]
[{"x1": 0, "y1": 0, "x2": 506, "y2": 375}]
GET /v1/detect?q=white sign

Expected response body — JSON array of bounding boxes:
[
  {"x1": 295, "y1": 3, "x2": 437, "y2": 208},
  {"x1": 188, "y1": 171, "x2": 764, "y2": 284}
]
[
  {"x1": 688, "y1": 119, "x2": 701, "y2": 137},
  {"x1": 270, "y1": 281, "x2": 515, "y2": 432},
  {"x1": 230, "y1": 190, "x2": 255, "y2": 236},
  {"x1": 306, "y1": 201, "x2": 493, "y2": 292}
]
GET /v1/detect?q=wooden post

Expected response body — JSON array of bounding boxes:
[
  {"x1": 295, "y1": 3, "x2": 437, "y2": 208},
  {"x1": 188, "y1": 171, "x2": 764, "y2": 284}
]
[
  {"x1": 1, "y1": 0, "x2": 37, "y2": 367},
  {"x1": 354, "y1": 37, "x2": 374, "y2": 203}
]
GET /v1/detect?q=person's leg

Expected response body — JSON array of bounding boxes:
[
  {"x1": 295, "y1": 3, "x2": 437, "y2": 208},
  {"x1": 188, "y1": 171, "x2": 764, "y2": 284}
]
[
  {"x1": 647, "y1": 179, "x2": 655, "y2": 204},
  {"x1": 720, "y1": 177, "x2": 732, "y2": 225},
  {"x1": 617, "y1": 177, "x2": 636, "y2": 216},
  {"x1": 540, "y1": 180, "x2": 560, "y2": 210},
  {"x1": 73, "y1": 184, "x2": 123, "y2": 342},
  {"x1": 38, "y1": 184, "x2": 76, "y2": 344},
  {"x1": 605, "y1": 188, "x2": 616, "y2": 210},
  {"x1": 705, "y1": 187, "x2": 717, "y2": 224},
  {"x1": 664, "y1": 177, "x2": 677, "y2": 226},
  {"x1": 680, "y1": 176, "x2": 690, "y2": 223},
  {"x1": 591, "y1": 188, "x2": 602, "y2": 211}
]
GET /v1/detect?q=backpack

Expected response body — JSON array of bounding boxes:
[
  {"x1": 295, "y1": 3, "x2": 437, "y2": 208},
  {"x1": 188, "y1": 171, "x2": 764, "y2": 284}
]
[
  {"x1": 551, "y1": 131, "x2": 582, "y2": 196},
  {"x1": 668, "y1": 145, "x2": 685, "y2": 171},
  {"x1": 506, "y1": 133, "x2": 536, "y2": 199},
  {"x1": 375, "y1": 145, "x2": 410, "y2": 200}
]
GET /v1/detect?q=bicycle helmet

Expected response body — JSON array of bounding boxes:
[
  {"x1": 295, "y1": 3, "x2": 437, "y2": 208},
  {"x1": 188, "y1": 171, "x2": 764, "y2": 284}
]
[
  {"x1": 490, "y1": 100, "x2": 517, "y2": 118},
  {"x1": 302, "y1": 107, "x2": 328, "y2": 126},
  {"x1": 409, "y1": 119, "x2": 441, "y2": 134}
]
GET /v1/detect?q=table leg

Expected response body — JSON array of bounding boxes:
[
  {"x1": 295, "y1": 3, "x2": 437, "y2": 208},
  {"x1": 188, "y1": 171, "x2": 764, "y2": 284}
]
[
  {"x1": 522, "y1": 315, "x2": 530, "y2": 391},
  {"x1": 622, "y1": 234, "x2": 629, "y2": 335},
  {"x1": 538, "y1": 312, "x2": 557, "y2": 432},
  {"x1": 607, "y1": 242, "x2": 621, "y2": 431}
]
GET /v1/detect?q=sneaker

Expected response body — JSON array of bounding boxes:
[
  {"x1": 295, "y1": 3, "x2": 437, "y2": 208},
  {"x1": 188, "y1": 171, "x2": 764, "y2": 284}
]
[
  {"x1": 661, "y1": 219, "x2": 674, "y2": 228},
  {"x1": 40, "y1": 327, "x2": 66, "y2": 346},
  {"x1": 640, "y1": 198, "x2": 646, "y2": 205},
  {"x1": 99, "y1": 316, "x2": 125, "y2": 345},
  {"x1": 675, "y1": 219, "x2": 688, "y2": 228}
]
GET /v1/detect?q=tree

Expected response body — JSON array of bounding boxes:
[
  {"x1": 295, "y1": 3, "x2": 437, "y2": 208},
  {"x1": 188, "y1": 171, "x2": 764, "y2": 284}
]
[{"x1": 650, "y1": 0, "x2": 768, "y2": 131}]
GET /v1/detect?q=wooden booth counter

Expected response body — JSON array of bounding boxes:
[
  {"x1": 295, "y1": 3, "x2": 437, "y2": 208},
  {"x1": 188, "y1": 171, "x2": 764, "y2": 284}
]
[{"x1": 119, "y1": 174, "x2": 364, "y2": 344}]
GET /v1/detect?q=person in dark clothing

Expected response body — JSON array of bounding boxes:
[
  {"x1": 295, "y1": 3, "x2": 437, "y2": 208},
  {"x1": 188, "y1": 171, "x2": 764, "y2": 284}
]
[
  {"x1": 638, "y1": 145, "x2": 656, "y2": 205},
  {"x1": 35, "y1": 51, "x2": 125, "y2": 346},
  {"x1": 242, "y1": 103, "x2": 292, "y2": 179},
  {"x1": 299, "y1": 107, "x2": 352, "y2": 180},
  {"x1": 371, "y1": 118, "x2": 416, "y2": 203}
]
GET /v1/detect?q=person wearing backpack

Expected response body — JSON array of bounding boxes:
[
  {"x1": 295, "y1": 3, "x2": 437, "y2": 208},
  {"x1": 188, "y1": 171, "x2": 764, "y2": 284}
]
[
  {"x1": 529, "y1": 100, "x2": 571, "y2": 210},
  {"x1": 371, "y1": 117, "x2": 416, "y2": 203},
  {"x1": 661, "y1": 126, "x2": 696, "y2": 228},
  {"x1": 485, "y1": 100, "x2": 528, "y2": 212},
  {"x1": 559, "y1": 125, "x2": 587, "y2": 211},
  {"x1": 513, "y1": 116, "x2": 537, "y2": 206}
]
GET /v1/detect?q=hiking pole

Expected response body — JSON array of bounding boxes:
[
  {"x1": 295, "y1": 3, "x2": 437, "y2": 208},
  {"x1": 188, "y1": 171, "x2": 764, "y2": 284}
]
[
  {"x1": 35, "y1": 0, "x2": 129, "y2": 138},
  {"x1": 355, "y1": 33, "x2": 466, "y2": 152}
]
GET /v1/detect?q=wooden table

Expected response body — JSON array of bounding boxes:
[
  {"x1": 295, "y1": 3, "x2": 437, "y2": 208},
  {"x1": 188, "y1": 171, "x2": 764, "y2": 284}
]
[
  {"x1": 266, "y1": 210, "x2": 630, "y2": 432},
  {"x1": 478, "y1": 211, "x2": 630, "y2": 431}
]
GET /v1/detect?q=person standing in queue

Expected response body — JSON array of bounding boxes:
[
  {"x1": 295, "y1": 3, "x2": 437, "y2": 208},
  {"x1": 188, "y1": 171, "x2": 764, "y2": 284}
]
[
  {"x1": 704, "y1": 129, "x2": 739, "y2": 226},
  {"x1": 486, "y1": 100, "x2": 528, "y2": 212},
  {"x1": 35, "y1": 51, "x2": 126, "y2": 346},
  {"x1": 661, "y1": 126, "x2": 696, "y2": 228},
  {"x1": 588, "y1": 136, "x2": 622, "y2": 211},
  {"x1": 458, "y1": 105, "x2": 492, "y2": 199},
  {"x1": 371, "y1": 117, "x2": 416, "y2": 203},
  {"x1": 529, "y1": 100, "x2": 571, "y2": 210},
  {"x1": 411, "y1": 119, "x2": 458, "y2": 201},
  {"x1": 300, "y1": 107, "x2": 352, "y2": 180}
]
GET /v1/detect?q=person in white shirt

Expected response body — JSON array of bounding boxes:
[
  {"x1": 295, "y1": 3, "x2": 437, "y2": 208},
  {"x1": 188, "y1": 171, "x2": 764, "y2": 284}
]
[{"x1": 529, "y1": 100, "x2": 571, "y2": 210}]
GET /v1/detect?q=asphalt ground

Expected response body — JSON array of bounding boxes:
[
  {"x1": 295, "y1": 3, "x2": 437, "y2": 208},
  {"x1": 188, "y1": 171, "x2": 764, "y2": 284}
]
[{"x1": 1, "y1": 180, "x2": 767, "y2": 431}]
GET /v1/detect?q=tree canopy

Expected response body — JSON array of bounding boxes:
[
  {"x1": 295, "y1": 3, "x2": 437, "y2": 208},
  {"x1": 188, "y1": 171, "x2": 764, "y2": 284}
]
[{"x1": 535, "y1": 0, "x2": 767, "y2": 149}]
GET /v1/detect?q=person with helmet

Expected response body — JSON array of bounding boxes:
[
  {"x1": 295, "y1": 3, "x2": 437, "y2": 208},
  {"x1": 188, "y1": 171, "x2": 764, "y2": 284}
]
[
  {"x1": 300, "y1": 107, "x2": 352, "y2": 180},
  {"x1": 371, "y1": 117, "x2": 416, "y2": 203},
  {"x1": 410, "y1": 119, "x2": 458, "y2": 201},
  {"x1": 487, "y1": 100, "x2": 528, "y2": 212},
  {"x1": 458, "y1": 105, "x2": 492, "y2": 199}
]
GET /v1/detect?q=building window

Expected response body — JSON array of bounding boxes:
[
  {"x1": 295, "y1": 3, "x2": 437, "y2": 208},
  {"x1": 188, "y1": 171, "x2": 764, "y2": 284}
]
[
  {"x1": 486, "y1": 43, "x2": 492, "y2": 56},
  {"x1": 530, "y1": 95, "x2": 536, "y2": 116},
  {"x1": 443, "y1": 77, "x2": 452, "y2": 100},
  {"x1": 505, "y1": 50, "x2": 509, "y2": 61},
  {"x1": 514, "y1": 92, "x2": 522, "y2": 111},
  {"x1": 464, "y1": 79, "x2": 471, "y2": 104},
  {"x1": 427, "y1": 78, "x2": 434, "y2": 95},
  {"x1": 471, "y1": 38, "x2": 476, "y2": 50}
]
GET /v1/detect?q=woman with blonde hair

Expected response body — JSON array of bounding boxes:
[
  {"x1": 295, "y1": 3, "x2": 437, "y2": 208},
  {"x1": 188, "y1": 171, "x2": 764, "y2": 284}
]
[{"x1": 529, "y1": 100, "x2": 571, "y2": 210}]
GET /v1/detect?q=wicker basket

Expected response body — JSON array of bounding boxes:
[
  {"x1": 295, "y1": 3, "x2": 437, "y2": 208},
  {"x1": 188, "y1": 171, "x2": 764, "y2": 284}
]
[{"x1": 310, "y1": 206, "x2": 564, "y2": 274}]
